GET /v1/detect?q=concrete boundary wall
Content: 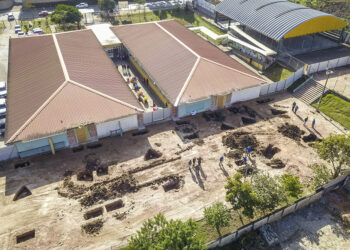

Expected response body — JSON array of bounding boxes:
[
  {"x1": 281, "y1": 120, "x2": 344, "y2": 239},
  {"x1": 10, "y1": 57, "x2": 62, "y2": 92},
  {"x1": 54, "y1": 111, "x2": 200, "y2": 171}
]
[
  {"x1": 0, "y1": 145, "x2": 18, "y2": 162},
  {"x1": 260, "y1": 67, "x2": 303, "y2": 96},
  {"x1": 307, "y1": 56, "x2": 350, "y2": 75},
  {"x1": 207, "y1": 174, "x2": 349, "y2": 249}
]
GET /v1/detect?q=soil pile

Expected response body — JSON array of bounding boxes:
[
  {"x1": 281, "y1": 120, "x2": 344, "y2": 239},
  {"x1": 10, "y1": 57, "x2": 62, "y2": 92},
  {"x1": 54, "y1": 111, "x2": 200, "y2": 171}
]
[
  {"x1": 58, "y1": 177, "x2": 88, "y2": 199},
  {"x1": 184, "y1": 132, "x2": 199, "y2": 140},
  {"x1": 226, "y1": 150, "x2": 242, "y2": 160},
  {"x1": 144, "y1": 148, "x2": 162, "y2": 160},
  {"x1": 77, "y1": 171, "x2": 93, "y2": 181},
  {"x1": 81, "y1": 219, "x2": 104, "y2": 235},
  {"x1": 176, "y1": 120, "x2": 190, "y2": 125},
  {"x1": 109, "y1": 173, "x2": 138, "y2": 195},
  {"x1": 113, "y1": 212, "x2": 127, "y2": 220},
  {"x1": 83, "y1": 153, "x2": 101, "y2": 172},
  {"x1": 202, "y1": 111, "x2": 226, "y2": 122},
  {"x1": 243, "y1": 105, "x2": 257, "y2": 118},
  {"x1": 221, "y1": 123, "x2": 234, "y2": 130},
  {"x1": 261, "y1": 144, "x2": 281, "y2": 159},
  {"x1": 271, "y1": 108, "x2": 287, "y2": 115},
  {"x1": 242, "y1": 116, "x2": 256, "y2": 125},
  {"x1": 257, "y1": 98, "x2": 273, "y2": 104},
  {"x1": 13, "y1": 186, "x2": 32, "y2": 201},
  {"x1": 278, "y1": 123, "x2": 305, "y2": 141},
  {"x1": 302, "y1": 133, "x2": 321, "y2": 143},
  {"x1": 140, "y1": 174, "x2": 184, "y2": 190},
  {"x1": 163, "y1": 178, "x2": 182, "y2": 192},
  {"x1": 228, "y1": 106, "x2": 239, "y2": 114},
  {"x1": 182, "y1": 127, "x2": 194, "y2": 133},
  {"x1": 237, "y1": 165, "x2": 255, "y2": 175},
  {"x1": 222, "y1": 131, "x2": 259, "y2": 150},
  {"x1": 267, "y1": 159, "x2": 285, "y2": 168}
]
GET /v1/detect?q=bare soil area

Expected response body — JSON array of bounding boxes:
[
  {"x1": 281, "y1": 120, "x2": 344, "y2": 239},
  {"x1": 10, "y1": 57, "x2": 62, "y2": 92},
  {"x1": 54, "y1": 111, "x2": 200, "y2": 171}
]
[{"x1": 0, "y1": 93, "x2": 344, "y2": 249}]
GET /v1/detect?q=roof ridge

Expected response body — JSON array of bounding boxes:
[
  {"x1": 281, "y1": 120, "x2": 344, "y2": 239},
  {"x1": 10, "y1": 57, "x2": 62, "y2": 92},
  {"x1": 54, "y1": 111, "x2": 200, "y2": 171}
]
[
  {"x1": 155, "y1": 22, "x2": 200, "y2": 58},
  {"x1": 174, "y1": 57, "x2": 201, "y2": 106},
  {"x1": 201, "y1": 57, "x2": 266, "y2": 82},
  {"x1": 7, "y1": 81, "x2": 68, "y2": 143},
  {"x1": 68, "y1": 80, "x2": 143, "y2": 112},
  {"x1": 52, "y1": 34, "x2": 70, "y2": 81}
]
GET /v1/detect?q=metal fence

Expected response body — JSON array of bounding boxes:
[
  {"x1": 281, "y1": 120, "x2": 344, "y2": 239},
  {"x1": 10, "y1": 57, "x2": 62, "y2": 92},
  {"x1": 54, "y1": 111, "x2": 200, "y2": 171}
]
[
  {"x1": 143, "y1": 108, "x2": 171, "y2": 125},
  {"x1": 260, "y1": 67, "x2": 304, "y2": 96},
  {"x1": 207, "y1": 174, "x2": 349, "y2": 249}
]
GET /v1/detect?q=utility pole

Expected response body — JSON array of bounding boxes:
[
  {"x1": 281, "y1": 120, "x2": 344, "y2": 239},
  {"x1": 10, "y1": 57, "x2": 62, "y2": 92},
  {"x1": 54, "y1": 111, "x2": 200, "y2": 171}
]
[{"x1": 316, "y1": 69, "x2": 334, "y2": 112}]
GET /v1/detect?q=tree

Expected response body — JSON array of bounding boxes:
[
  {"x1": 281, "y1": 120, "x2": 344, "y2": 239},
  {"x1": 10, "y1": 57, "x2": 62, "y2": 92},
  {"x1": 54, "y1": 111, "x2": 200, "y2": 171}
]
[
  {"x1": 134, "y1": 0, "x2": 146, "y2": 21},
  {"x1": 308, "y1": 163, "x2": 332, "y2": 188},
  {"x1": 204, "y1": 202, "x2": 231, "y2": 237},
  {"x1": 51, "y1": 4, "x2": 83, "y2": 30},
  {"x1": 225, "y1": 173, "x2": 259, "y2": 225},
  {"x1": 279, "y1": 174, "x2": 303, "y2": 199},
  {"x1": 124, "y1": 213, "x2": 205, "y2": 250},
  {"x1": 98, "y1": 0, "x2": 115, "y2": 17},
  {"x1": 251, "y1": 172, "x2": 287, "y2": 214},
  {"x1": 314, "y1": 134, "x2": 350, "y2": 179}
]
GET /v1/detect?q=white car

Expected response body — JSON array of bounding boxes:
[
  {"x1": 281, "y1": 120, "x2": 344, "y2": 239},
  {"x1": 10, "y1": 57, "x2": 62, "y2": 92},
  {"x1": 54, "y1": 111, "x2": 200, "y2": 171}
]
[
  {"x1": 0, "y1": 89, "x2": 7, "y2": 98},
  {"x1": 14, "y1": 25, "x2": 22, "y2": 34},
  {"x1": 0, "y1": 81, "x2": 5, "y2": 91},
  {"x1": 76, "y1": 3, "x2": 88, "y2": 8},
  {"x1": 8, "y1": 13, "x2": 15, "y2": 21}
]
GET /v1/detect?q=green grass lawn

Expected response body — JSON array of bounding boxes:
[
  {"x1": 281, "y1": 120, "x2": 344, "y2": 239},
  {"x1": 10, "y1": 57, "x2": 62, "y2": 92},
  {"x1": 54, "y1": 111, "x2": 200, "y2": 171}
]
[
  {"x1": 312, "y1": 94, "x2": 350, "y2": 129},
  {"x1": 117, "y1": 9, "x2": 223, "y2": 35},
  {"x1": 263, "y1": 63, "x2": 295, "y2": 82},
  {"x1": 20, "y1": 18, "x2": 52, "y2": 34}
]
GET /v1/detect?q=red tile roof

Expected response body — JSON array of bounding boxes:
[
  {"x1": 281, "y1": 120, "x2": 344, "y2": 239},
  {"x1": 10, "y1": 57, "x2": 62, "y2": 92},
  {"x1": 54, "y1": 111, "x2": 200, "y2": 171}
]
[
  {"x1": 6, "y1": 30, "x2": 141, "y2": 143},
  {"x1": 111, "y1": 20, "x2": 265, "y2": 106}
]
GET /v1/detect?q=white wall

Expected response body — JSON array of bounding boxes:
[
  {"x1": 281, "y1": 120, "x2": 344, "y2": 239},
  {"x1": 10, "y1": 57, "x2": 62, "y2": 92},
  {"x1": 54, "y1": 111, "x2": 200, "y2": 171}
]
[
  {"x1": 96, "y1": 115, "x2": 138, "y2": 138},
  {"x1": 231, "y1": 86, "x2": 261, "y2": 104}
]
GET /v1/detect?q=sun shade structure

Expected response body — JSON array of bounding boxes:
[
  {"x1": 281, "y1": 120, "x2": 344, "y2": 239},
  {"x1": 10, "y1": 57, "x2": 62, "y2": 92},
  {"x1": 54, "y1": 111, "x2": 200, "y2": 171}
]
[
  {"x1": 6, "y1": 30, "x2": 142, "y2": 143},
  {"x1": 111, "y1": 20, "x2": 265, "y2": 106},
  {"x1": 215, "y1": 0, "x2": 347, "y2": 41}
]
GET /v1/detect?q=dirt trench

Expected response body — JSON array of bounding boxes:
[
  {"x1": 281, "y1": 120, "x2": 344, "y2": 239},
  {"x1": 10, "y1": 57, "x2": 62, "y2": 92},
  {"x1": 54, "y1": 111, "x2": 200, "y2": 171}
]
[
  {"x1": 278, "y1": 123, "x2": 305, "y2": 141},
  {"x1": 222, "y1": 131, "x2": 259, "y2": 150}
]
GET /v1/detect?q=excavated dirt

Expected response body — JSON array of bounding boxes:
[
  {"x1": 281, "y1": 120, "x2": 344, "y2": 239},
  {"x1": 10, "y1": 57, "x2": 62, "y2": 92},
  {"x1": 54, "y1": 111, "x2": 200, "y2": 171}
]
[
  {"x1": 72, "y1": 145, "x2": 84, "y2": 153},
  {"x1": 237, "y1": 165, "x2": 255, "y2": 175},
  {"x1": 302, "y1": 133, "x2": 321, "y2": 143},
  {"x1": 241, "y1": 116, "x2": 256, "y2": 125},
  {"x1": 77, "y1": 171, "x2": 93, "y2": 182},
  {"x1": 84, "y1": 207, "x2": 103, "y2": 220},
  {"x1": 261, "y1": 144, "x2": 281, "y2": 159},
  {"x1": 86, "y1": 143, "x2": 102, "y2": 149},
  {"x1": 184, "y1": 132, "x2": 199, "y2": 140},
  {"x1": 81, "y1": 219, "x2": 104, "y2": 235},
  {"x1": 202, "y1": 111, "x2": 226, "y2": 122},
  {"x1": 163, "y1": 178, "x2": 182, "y2": 192},
  {"x1": 175, "y1": 120, "x2": 190, "y2": 125},
  {"x1": 13, "y1": 186, "x2": 32, "y2": 201},
  {"x1": 257, "y1": 98, "x2": 273, "y2": 104},
  {"x1": 113, "y1": 212, "x2": 127, "y2": 220},
  {"x1": 182, "y1": 127, "x2": 194, "y2": 133},
  {"x1": 132, "y1": 129, "x2": 148, "y2": 136},
  {"x1": 222, "y1": 131, "x2": 259, "y2": 150},
  {"x1": 144, "y1": 148, "x2": 162, "y2": 160},
  {"x1": 83, "y1": 153, "x2": 101, "y2": 171},
  {"x1": 278, "y1": 123, "x2": 305, "y2": 141},
  {"x1": 235, "y1": 159, "x2": 245, "y2": 166},
  {"x1": 57, "y1": 177, "x2": 88, "y2": 199},
  {"x1": 267, "y1": 159, "x2": 285, "y2": 169},
  {"x1": 105, "y1": 199, "x2": 124, "y2": 212},
  {"x1": 271, "y1": 108, "x2": 287, "y2": 115},
  {"x1": 243, "y1": 105, "x2": 257, "y2": 118},
  {"x1": 221, "y1": 123, "x2": 234, "y2": 130},
  {"x1": 97, "y1": 165, "x2": 108, "y2": 176},
  {"x1": 226, "y1": 150, "x2": 242, "y2": 160},
  {"x1": 228, "y1": 106, "x2": 239, "y2": 113},
  {"x1": 14, "y1": 161, "x2": 30, "y2": 169}
]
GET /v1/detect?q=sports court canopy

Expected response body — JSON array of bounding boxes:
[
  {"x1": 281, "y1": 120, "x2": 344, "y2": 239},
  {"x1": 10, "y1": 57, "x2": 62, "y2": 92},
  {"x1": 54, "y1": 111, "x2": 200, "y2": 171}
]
[{"x1": 215, "y1": 0, "x2": 347, "y2": 41}]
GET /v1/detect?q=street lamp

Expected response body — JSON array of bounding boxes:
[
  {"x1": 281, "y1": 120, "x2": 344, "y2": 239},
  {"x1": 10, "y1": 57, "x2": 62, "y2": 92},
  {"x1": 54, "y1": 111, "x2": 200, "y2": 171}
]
[{"x1": 316, "y1": 69, "x2": 334, "y2": 112}]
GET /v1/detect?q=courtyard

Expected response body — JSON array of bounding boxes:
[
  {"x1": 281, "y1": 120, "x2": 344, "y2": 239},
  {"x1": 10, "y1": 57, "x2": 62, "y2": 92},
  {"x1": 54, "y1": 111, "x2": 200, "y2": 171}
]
[{"x1": 0, "y1": 92, "x2": 345, "y2": 249}]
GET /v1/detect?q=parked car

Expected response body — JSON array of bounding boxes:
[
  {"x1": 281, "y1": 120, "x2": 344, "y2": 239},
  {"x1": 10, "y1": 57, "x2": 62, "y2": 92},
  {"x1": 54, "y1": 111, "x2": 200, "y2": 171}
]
[
  {"x1": 76, "y1": 3, "x2": 88, "y2": 8},
  {"x1": 32, "y1": 28, "x2": 45, "y2": 34},
  {"x1": 0, "y1": 89, "x2": 7, "y2": 98},
  {"x1": 18, "y1": 31, "x2": 25, "y2": 37},
  {"x1": 0, "y1": 98, "x2": 6, "y2": 109},
  {"x1": 8, "y1": 13, "x2": 15, "y2": 21},
  {"x1": 14, "y1": 25, "x2": 22, "y2": 34},
  {"x1": 0, "y1": 121, "x2": 5, "y2": 134},
  {"x1": 0, "y1": 103, "x2": 6, "y2": 118},
  {"x1": 38, "y1": 11, "x2": 49, "y2": 17},
  {"x1": 0, "y1": 81, "x2": 5, "y2": 91}
]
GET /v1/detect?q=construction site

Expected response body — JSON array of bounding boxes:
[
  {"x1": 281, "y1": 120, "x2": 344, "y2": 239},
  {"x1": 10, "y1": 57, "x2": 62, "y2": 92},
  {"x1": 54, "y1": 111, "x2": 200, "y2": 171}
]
[{"x1": 0, "y1": 92, "x2": 348, "y2": 249}]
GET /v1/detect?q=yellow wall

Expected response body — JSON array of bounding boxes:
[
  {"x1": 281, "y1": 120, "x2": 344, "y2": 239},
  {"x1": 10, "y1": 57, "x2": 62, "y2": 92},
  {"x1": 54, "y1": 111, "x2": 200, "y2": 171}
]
[
  {"x1": 240, "y1": 55, "x2": 263, "y2": 71},
  {"x1": 129, "y1": 56, "x2": 172, "y2": 107},
  {"x1": 284, "y1": 16, "x2": 346, "y2": 39}
]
